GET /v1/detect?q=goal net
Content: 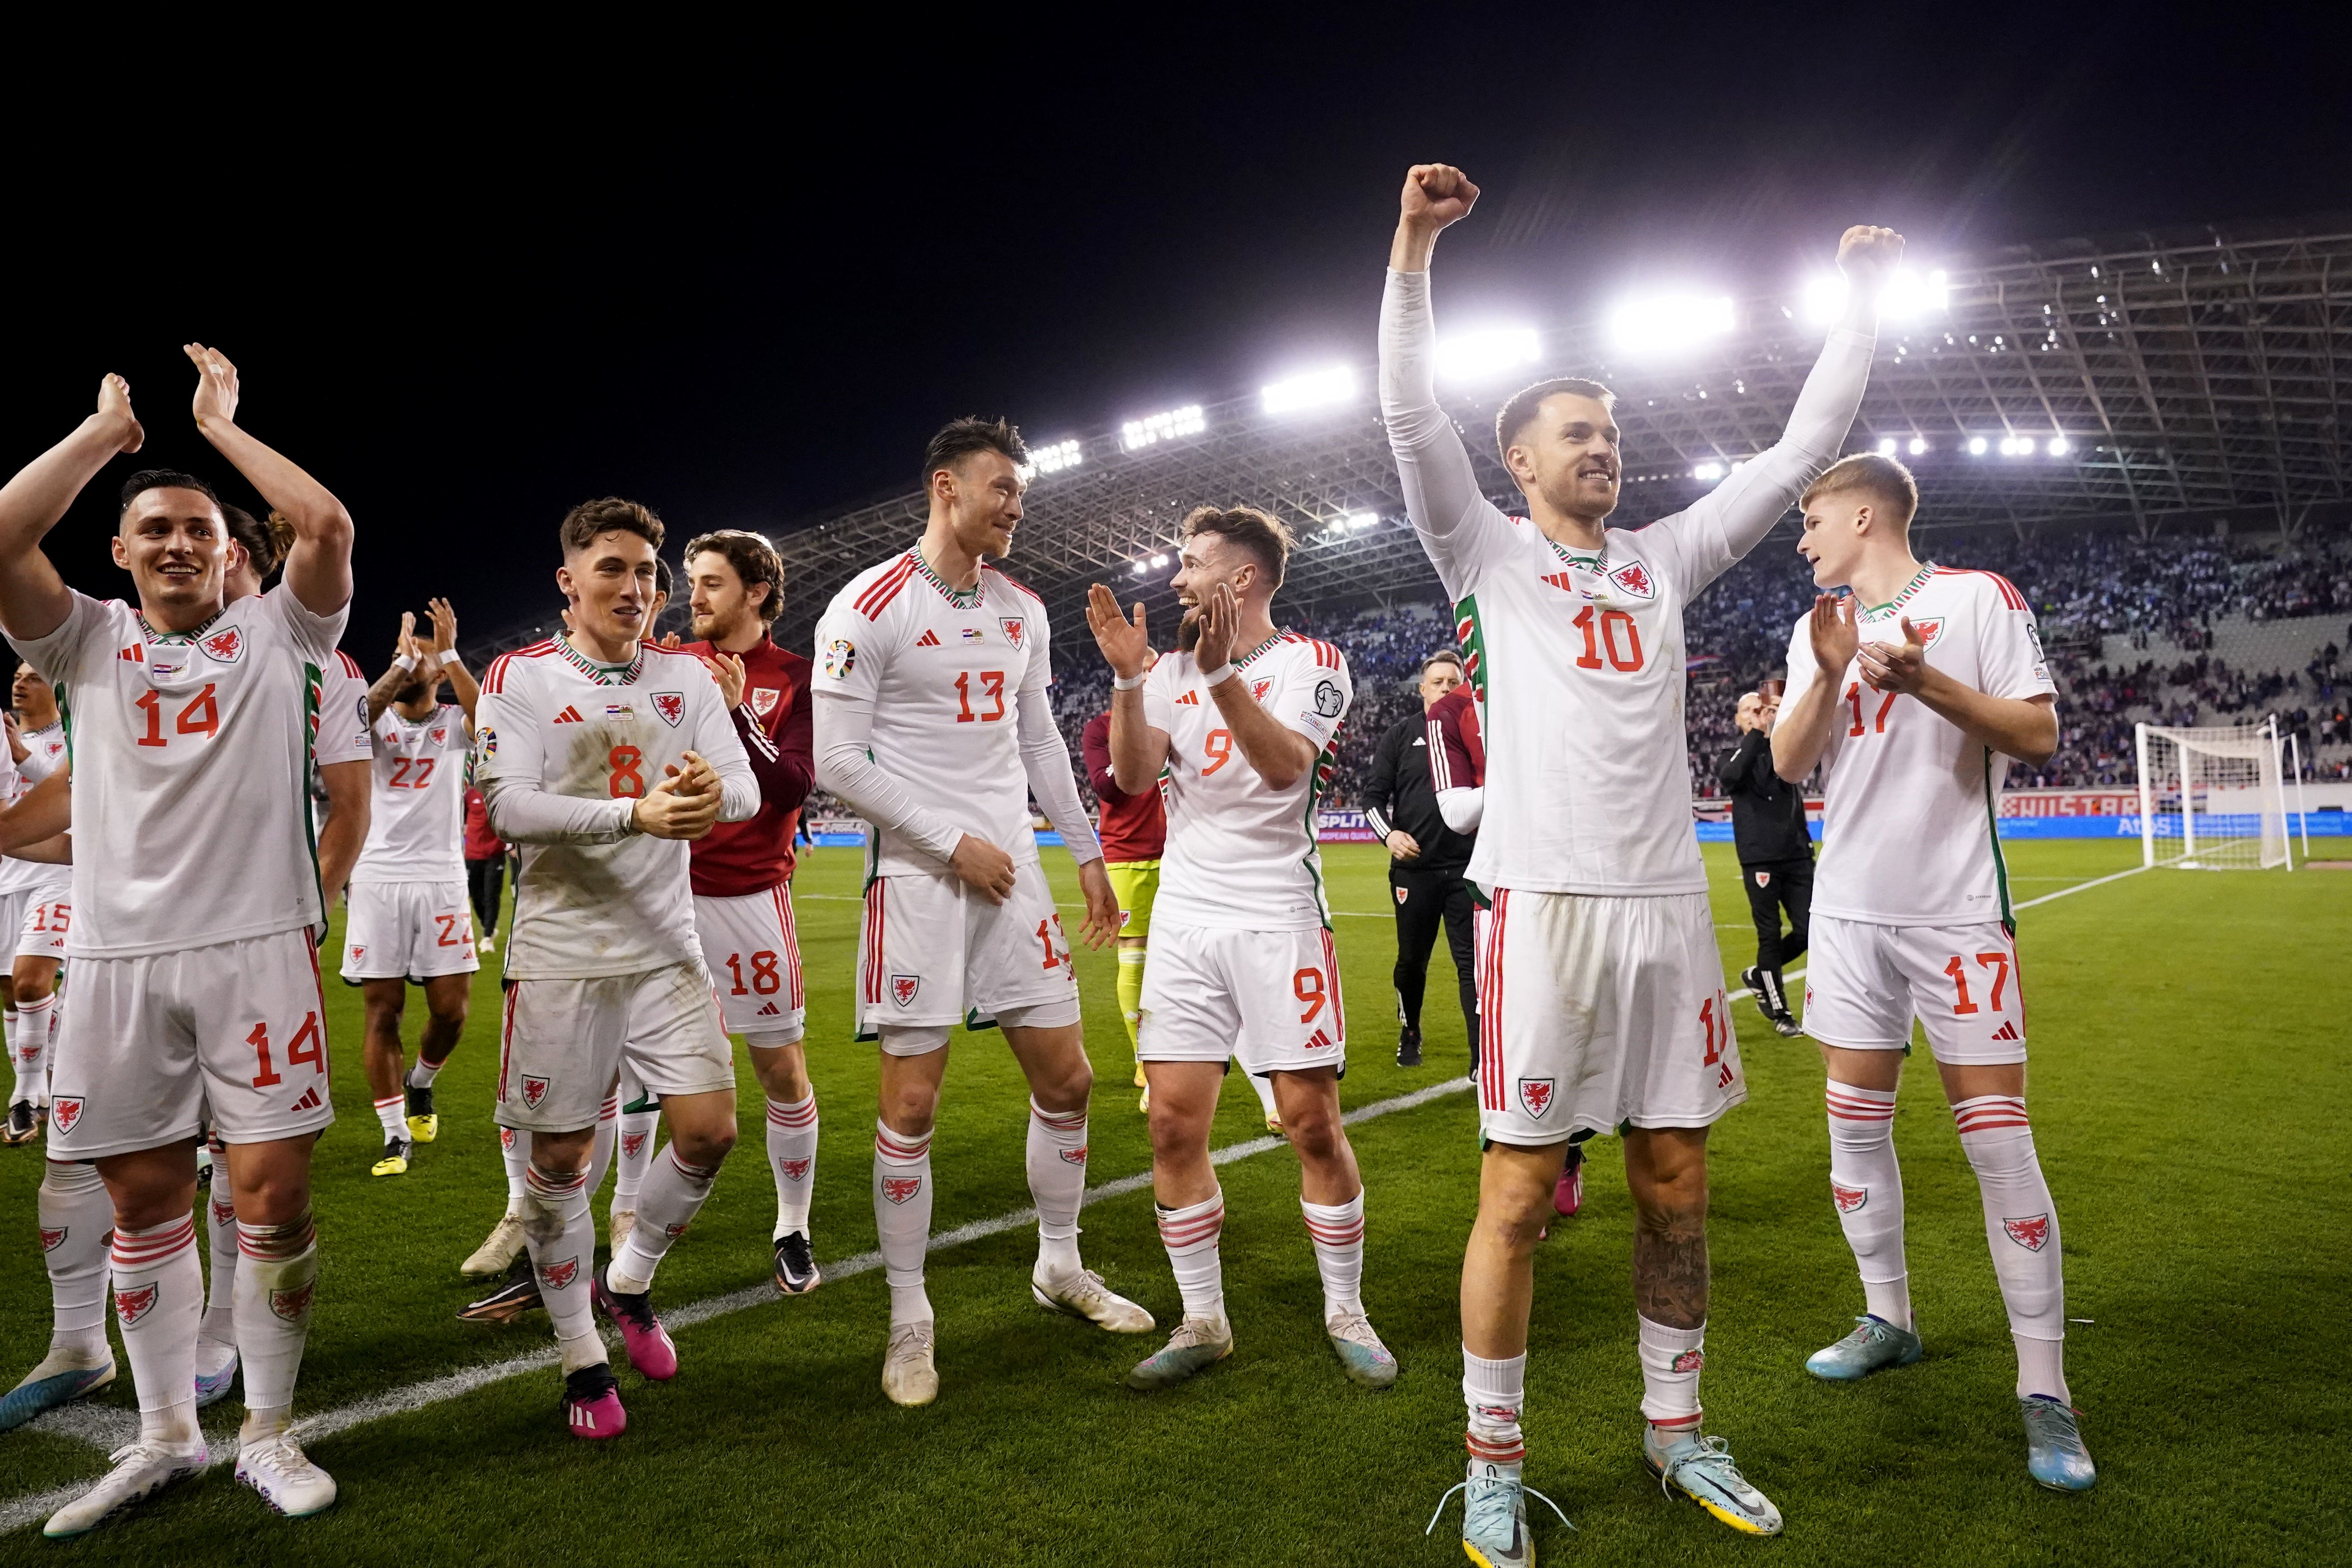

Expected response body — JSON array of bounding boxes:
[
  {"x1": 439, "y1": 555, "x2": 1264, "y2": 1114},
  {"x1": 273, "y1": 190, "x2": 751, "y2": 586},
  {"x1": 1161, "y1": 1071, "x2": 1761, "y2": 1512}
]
[{"x1": 2136, "y1": 718, "x2": 2292, "y2": 870}]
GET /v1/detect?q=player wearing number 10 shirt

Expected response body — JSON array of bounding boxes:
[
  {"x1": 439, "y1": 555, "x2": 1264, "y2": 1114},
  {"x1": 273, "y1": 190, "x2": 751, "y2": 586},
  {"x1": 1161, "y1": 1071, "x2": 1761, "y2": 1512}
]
[
  {"x1": 1768, "y1": 455, "x2": 2091, "y2": 1493},
  {"x1": 1386, "y1": 164, "x2": 1895, "y2": 1551},
  {"x1": 813, "y1": 418, "x2": 1143, "y2": 1411}
]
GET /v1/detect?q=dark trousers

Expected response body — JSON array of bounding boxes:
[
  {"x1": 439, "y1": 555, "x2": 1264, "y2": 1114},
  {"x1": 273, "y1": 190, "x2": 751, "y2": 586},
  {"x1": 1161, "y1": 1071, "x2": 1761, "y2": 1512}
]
[
  {"x1": 466, "y1": 854, "x2": 506, "y2": 941},
  {"x1": 1391, "y1": 862, "x2": 1479, "y2": 1052},
  {"x1": 1741, "y1": 856, "x2": 1813, "y2": 971}
]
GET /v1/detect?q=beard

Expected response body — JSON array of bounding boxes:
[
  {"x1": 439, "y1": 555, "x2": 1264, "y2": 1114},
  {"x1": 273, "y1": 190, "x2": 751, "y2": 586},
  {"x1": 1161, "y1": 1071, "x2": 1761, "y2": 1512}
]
[{"x1": 1176, "y1": 611, "x2": 1201, "y2": 653}]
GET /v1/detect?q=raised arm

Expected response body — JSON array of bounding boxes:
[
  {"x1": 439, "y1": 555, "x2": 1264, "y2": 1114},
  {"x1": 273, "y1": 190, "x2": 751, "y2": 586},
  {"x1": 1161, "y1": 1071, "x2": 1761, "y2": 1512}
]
[
  {"x1": 427, "y1": 598, "x2": 479, "y2": 730},
  {"x1": 185, "y1": 345, "x2": 353, "y2": 618},
  {"x1": 365, "y1": 614, "x2": 419, "y2": 723},
  {"x1": 1085, "y1": 585, "x2": 1172, "y2": 796},
  {"x1": 0, "y1": 377, "x2": 144, "y2": 642}
]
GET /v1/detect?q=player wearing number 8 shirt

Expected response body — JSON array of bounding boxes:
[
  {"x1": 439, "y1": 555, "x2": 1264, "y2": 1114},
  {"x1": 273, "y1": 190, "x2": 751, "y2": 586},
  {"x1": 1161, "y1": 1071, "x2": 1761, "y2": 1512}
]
[
  {"x1": 0, "y1": 350, "x2": 356, "y2": 1534},
  {"x1": 1386, "y1": 165, "x2": 1896, "y2": 1553},
  {"x1": 1088, "y1": 506, "x2": 1398, "y2": 1395},
  {"x1": 813, "y1": 417, "x2": 1142, "y2": 1411},
  {"x1": 1767, "y1": 455, "x2": 2092, "y2": 1492}
]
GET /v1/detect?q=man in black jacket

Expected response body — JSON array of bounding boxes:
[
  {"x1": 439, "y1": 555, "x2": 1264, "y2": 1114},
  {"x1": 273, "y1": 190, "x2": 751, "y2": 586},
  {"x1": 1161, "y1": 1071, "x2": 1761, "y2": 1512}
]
[
  {"x1": 1719, "y1": 684, "x2": 1811, "y2": 1036},
  {"x1": 1362, "y1": 650, "x2": 1478, "y2": 1068}
]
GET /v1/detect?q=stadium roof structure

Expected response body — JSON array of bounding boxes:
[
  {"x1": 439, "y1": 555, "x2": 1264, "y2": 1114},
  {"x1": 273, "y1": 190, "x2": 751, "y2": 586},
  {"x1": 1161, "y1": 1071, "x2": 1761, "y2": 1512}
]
[{"x1": 470, "y1": 219, "x2": 2352, "y2": 665}]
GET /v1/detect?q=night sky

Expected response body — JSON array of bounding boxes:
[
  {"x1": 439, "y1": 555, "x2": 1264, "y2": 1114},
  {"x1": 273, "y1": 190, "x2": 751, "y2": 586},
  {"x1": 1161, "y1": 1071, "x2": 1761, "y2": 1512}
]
[{"x1": 6, "y1": 9, "x2": 2341, "y2": 661}]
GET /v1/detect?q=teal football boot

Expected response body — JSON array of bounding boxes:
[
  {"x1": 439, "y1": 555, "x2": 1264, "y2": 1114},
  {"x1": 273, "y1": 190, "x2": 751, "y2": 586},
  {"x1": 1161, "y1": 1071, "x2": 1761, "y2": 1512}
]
[
  {"x1": 1644, "y1": 1425, "x2": 1784, "y2": 1536},
  {"x1": 1424, "y1": 1461, "x2": 1573, "y2": 1568},
  {"x1": 1806, "y1": 1315, "x2": 1924, "y2": 1381},
  {"x1": 2021, "y1": 1395, "x2": 2097, "y2": 1491}
]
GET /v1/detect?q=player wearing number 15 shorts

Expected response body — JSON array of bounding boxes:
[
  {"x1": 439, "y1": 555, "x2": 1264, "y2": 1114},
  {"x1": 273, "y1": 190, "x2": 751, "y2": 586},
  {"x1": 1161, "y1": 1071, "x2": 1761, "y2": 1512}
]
[
  {"x1": 1769, "y1": 454, "x2": 2091, "y2": 1492},
  {"x1": 1087, "y1": 505, "x2": 1396, "y2": 1395},
  {"x1": 814, "y1": 417, "x2": 1142, "y2": 1410},
  {"x1": 0, "y1": 350, "x2": 358, "y2": 1533}
]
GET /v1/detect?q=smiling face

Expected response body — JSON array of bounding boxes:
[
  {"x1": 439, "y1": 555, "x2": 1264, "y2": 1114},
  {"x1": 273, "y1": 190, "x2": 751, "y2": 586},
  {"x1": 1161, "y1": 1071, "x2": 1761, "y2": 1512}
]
[
  {"x1": 112, "y1": 487, "x2": 229, "y2": 618},
  {"x1": 687, "y1": 549, "x2": 765, "y2": 645},
  {"x1": 935, "y1": 448, "x2": 1027, "y2": 560},
  {"x1": 10, "y1": 662, "x2": 55, "y2": 728},
  {"x1": 1504, "y1": 392, "x2": 1621, "y2": 522},
  {"x1": 1168, "y1": 531, "x2": 1260, "y2": 652},
  {"x1": 558, "y1": 529, "x2": 659, "y2": 649}
]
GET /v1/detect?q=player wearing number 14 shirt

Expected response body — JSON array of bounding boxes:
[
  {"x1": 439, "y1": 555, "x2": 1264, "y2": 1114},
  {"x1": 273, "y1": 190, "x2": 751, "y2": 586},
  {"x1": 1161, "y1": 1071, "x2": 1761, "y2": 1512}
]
[
  {"x1": 1767, "y1": 454, "x2": 2092, "y2": 1493},
  {"x1": 1385, "y1": 164, "x2": 1896, "y2": 1553}
]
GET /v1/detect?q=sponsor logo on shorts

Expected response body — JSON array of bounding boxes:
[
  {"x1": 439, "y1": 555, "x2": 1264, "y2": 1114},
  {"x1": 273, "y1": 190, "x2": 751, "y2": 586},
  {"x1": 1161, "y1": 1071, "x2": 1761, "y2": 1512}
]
[
  {"x1": 1671, "y1": 1349, "x2": 1704, "y2": 1373},
  {"x1": 2003, "y1": 1213, "x2": 2051, "y2": 1252},
  {"x1": 521, "y1": 1075, "x2": 551, "y2": 1110},
  {"x1": 540, "y1": 1256, "x2": 579, "y2": 1290},
  {"x1": 652, "y1": 692, "x2": 685, "y2": 728},
  {"x1": 1307, "y1": 1028, "x2": 1335, "y2": 1051},
  {"x1": 201, "y1": 626, "x2": 244, "y2": 663},
  {"x1": 291, "y1": 1086, "x2": 323, "y2": 1113},
  {"x1": 115, "y1": 1282, "x2": 159, "y2": 1326},
  {"x1": 1058, "y1": 1144, "x2": 1087, "y2": 1166},
  {"x1": 271, "y1": 1283, "x2": 315, "y2": 1323},
  {"x1": 50, "y1": 1097, "x2": 82, "y2": 1134},
  {"x1": 39, "y1": 1226, "x2": 65, "y2": 1252},
  {"x1": 1717, "y1": 1062, "x2": 1736, "y2": 1089},
  {"x1": 750, "y1": 686, "x2": 781, "y2": 718},
  {"x1": 757, "y1": 1001, "x2": 781, "y2": 1016},
  {"x1": 1517, "y1": 1078, "x2": 1555, "y2": 1119},
  {"x1": 1991, "y1": 1021, "x2": 2021, "y2": 1041},
  {"x1": 1832, "y1": 1183, "x2": 1867, "y2": 1213},
  {"x1": 620, "y1": 1132, "x2": 647, "y2": 1160},
  {"x1": 881, "y1": 1176, "x2": 922, "y2": 1205},
  {"x1": 891, "y1": 975, "x2": 919, "y2": 1008},
  {"x1": 778, "y1": 1157, "x2": 812, "y2": 1181}
]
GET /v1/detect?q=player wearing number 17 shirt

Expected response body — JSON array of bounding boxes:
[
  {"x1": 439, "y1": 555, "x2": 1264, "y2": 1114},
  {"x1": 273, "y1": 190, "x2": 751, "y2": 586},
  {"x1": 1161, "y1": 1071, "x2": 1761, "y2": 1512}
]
[
  {"x1": 1088, "y1": 506, "x2": 1398, "y2": 1395},
  {"x1": 1766, "y1": 455, "x2": 2092, "y2": 1493},
  {"x1": 477, "y1": 499, "x2": 756, "y2": 1439},
  {"x1": 0, "y1": 350, "x2": 356, "y2": 1535},
  {"x1": 1385, "y1": 164, "x2": 1895, "y2": 1555},
  {"x1": 813, "y1": 417, "x2": 1144, "y2": 1410}
]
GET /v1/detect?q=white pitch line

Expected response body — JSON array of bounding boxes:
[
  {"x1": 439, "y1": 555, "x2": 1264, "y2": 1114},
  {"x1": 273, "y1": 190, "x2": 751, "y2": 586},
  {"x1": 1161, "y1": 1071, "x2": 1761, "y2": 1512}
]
[{"x1": 1, "y1": 1077, "x2": 1473, "y2": 1535}]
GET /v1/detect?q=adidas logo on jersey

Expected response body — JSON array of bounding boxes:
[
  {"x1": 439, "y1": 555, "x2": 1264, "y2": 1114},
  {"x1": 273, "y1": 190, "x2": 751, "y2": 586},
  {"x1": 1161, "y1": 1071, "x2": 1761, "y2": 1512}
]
[
  {"x1": 916, "y1": 630, "x2": 941, "y2": 647},
  {"x1": 553, "y1": 706, "x2": 584, "y2": 724},
  {"x1": 1175, "y1": 691, "x2": 1200, "y2": 705},
  {"x1": 117, "y1": 643, "x2": 145, "y2": 663},
  {"x1": 1991, "y1": 1020, "x2": 2021, "y2": 1041},
  {"x1": 290, "y1": 1086, "x2": 323, "y2": 1113}
]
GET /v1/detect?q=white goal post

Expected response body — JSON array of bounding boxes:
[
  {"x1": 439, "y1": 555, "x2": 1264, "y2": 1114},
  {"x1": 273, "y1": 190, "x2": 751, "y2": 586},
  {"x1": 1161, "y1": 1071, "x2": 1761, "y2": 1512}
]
[{"x1": 2135, "y1": 717, "x2": 2294, "y2": 871}]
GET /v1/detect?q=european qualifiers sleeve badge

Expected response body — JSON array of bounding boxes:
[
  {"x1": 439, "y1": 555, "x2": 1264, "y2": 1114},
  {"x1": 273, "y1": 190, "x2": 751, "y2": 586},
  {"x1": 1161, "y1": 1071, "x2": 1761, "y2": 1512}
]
[{"x1": 823, "y1": 638, "x2": 856, "y2": 679}]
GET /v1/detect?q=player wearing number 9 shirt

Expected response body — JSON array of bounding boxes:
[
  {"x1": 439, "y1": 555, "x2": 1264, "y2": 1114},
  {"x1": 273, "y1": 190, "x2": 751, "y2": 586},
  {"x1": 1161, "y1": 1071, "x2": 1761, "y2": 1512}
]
[
  {"x1": 477, "y1": 498, "x2": 757, "y2": 1439},
  {"x1": 812, "y1": 417, "x2": 1143, "y2": 1412},
  {"x1": 1386, "y1": 164, "x2": 1892, "y2": 1549},
  {"x1": 1088, "y1": 506, "x2": 1397, "y2": 1396},
  {"x1": 0, "y1": 350, "x2": 356, "y2": 1533},
  {"x1": 1768, "y1": 455, "x2": 2090, "y2": 1492}
]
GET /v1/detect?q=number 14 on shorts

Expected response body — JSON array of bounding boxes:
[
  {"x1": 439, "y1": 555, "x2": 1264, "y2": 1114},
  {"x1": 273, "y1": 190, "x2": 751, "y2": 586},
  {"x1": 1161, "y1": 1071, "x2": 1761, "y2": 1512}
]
[{"x1": 248, "y1": 1011, "x2": 326, "y2": 1089}]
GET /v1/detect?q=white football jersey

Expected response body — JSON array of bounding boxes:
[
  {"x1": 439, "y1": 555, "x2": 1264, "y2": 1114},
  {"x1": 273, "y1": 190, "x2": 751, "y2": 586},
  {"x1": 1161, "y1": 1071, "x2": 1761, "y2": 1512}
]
[
  {"x1": 0, "y1": 720, "x2": 70, "y2": 896},
  {"x1": 1144, "y1": 634, "x2": 1351, "y2": 931},
  {"x1": 812, "y1": 551, "x2": 1051, "y2": 877},
  {"x1": 477, "y1": 636, "x2": 751, "y2": 980},
  {"x1": 1779, "y1": 566, "x2": 2055, "y2": 926},
  {"x1": 316, "y1": 651, "x2": 372, "y2": 767},
  {"x1": 5, "y1": 585, "x2": 349, "y2": 956},
  {"x1": 351, "y1": 702, "x2": 471, "y2": 884}
]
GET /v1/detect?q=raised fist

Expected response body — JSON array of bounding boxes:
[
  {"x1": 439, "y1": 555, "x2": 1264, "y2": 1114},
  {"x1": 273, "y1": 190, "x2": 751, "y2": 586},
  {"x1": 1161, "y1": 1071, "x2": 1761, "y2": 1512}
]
[
  {"x1": 1836, "y1": 226, "x2": 1906, "y2": 288},
  {"x1": 1400, "y1": 164, "x2": 1480, "y2": 232}
]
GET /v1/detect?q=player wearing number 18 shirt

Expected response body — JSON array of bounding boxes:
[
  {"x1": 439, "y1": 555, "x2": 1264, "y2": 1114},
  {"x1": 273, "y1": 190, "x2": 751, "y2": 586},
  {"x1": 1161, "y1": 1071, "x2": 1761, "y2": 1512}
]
[
  {"x1": 1767, "y1": 454, "x2": 2091, "y2": 1492},
  {"x1": 813, "y1": 418, "x2": 1143, "y2": 1410},
  {"x1": 1087, "y1": 506, "x2": 1398, "y2": 1395},
  {"x1": 1386, "y1": 165, "x2": 1894, "y2": 1554}
]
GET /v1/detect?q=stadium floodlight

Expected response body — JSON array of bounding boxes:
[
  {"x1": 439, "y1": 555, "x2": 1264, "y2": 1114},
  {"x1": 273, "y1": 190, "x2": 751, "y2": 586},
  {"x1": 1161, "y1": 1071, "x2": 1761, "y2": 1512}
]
[
  {"x1": 1030, "y1": 439, "x2": 1082, "y2": 476},
  {"x1": 1149, "y1": 552, "x2": 1170, "y2": 568},
  {"x1": 2047, "y1": 436, "x2": 2072, "y2": 456},
  {"x1": 1120, "y1": 405, "x2": 1206, "y2": 452},
  {"x1": 1261, "y1": 366, "x2": 1356, "y2": 415},
  {"x1": 1909, "y1": 437, "x2": 1929, "y2": 455},
  {"x1": 1803, "y1": 266, "x2": 1950, "y2": 325},
  {"x1": 2001, "y1": 436, "x2": 2039, "y2": 457},
  {"x1": 1346, "y1": 512, "x2": 1378, "y2": 529},
  {"x1": 1967, "y1": 436, "x2": 1989, "y2": 456},
  {"x1": 1691, "y1": 461, "x2": 1725, "y2": 481},
  {"x1": 1875, "y1": 437, "x2": 1898, "y2": 457},
  {"x1": 1606, "y1": 294, "x2": 1734, "y2": 357},
  {"x1": 1435, "y1": 327, "x2": 1541, "y2": 383}
]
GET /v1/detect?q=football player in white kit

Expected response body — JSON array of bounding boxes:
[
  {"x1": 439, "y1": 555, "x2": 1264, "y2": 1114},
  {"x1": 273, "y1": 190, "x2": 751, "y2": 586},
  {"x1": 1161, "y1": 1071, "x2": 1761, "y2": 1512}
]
[
  {"x1": 478, "y1": 497, "x2": 756, "y2": 1439},
  {"x1": 1766, "y1": 455, "x2": 2092, "y2": 1492},
  {"x1": 346, "y1": 599, "x2": 479, "y2": 1178},
  {"x1": 1086, "y1": 506, "x2": 1400, "y2": 1393},
  {"x1": 1383, "y1": 165, "x2": 1895, "y2": 1556},
  {"x1": 0, "y1": 661, "x2": 71, "y2": 1145},
  {"x1": 812, "y1": 417, "x2": 1144, "y2": 1409},
  {"x1": 0, "y1": 350, "x2": 356, "y2": 1534}
]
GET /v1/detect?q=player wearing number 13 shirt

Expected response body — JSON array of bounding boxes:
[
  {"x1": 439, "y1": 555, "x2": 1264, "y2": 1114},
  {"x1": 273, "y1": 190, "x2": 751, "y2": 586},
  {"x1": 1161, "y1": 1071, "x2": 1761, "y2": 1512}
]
[
  {"x1": 1768, "y1": 455, "x2": 2091, "y2": 1492},
  {"x1": 1386, "y1": 165, "x2": 1895, "y2": 1547}
]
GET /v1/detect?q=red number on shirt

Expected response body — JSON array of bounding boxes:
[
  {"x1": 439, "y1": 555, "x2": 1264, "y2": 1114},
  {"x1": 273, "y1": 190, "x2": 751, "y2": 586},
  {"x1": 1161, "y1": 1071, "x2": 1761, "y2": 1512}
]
[
  {"x1": 387, "y1": 757, "x2": 410, "y2": 787},
  {"x1": 1035, "y1": 917, "x2": 1064, "y2": 970},
  {"x1": 954, "y1": 671, "x2": 1007, "y2": 723},
  {"x1": 1843, "y1": 682, "x2": 1898, "y2": 737},
  {"x1": 1975, "y1": 950, "x2": 2011, "y2": 1012},
  {"x1": 1294, "y1": 966, "x2": 1325, "y2": 1024},
  {"x1": 1203, "y1": 729, "x2": 1236, "y2": 774},
  {"x1": 607, "y1": 746, "x2": 645, "y2": 798},
  {"x1": 1572, "y1": 607, "x2": 1642, "y2": 672},
  {"x1": 386, "y1": 756, "x2": 436, "y2": 790},
  {"x1": 134, "y1": 684, "x2": 219, "y2": 748},
  {"x1": 1943, "y1": 956, "x2": 1979, "y2": 1015}
]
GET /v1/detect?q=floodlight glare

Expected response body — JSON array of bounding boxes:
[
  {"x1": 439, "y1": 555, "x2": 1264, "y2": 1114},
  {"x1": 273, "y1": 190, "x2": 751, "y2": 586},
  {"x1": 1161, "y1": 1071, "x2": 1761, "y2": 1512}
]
[
  {"x1": 2047, "y1": 436, "x2": 2071, "y2": 456},
  {"x1": 1908, "y1": 437, "x2": 1929, "y2": 456},
  {"x1": 1261, "y1": 366, "x2": 1356, "y2": 415},
  {"x1": 1607, "y1": 295, "x2": 1735, "y2": 356},
  {"x1": 1803, "y1": 266, "x2": 1951, "y2": 325},
  {"x1": 1876, "y1": 437, "x2": 1897, "y2": 457},
  {"x1": 1691, "y1": 461, "x2": 1725, "y2": 482},
  {"x1": 1150, "y1": 553, "x2": 1170, "y2": 569},
  {"x1": 1968, "y1": 437, "x2": 1989, "y2": 455},
  {"x1": 1435, "y1": 327, "x2": 1541, "y2": 383},
  {"x1": 1031, "y1": 439, "x2": 1082, "y2": 475},
  {"x1": 1120, "y1": 405, "x2": 1206, "y2": 452},
  {"x1": 2001, "y1": 436, "x2": 2035, "y2": 457},
  {"x1": 1346, "y1": 512, "x2": 1378, "y2": 529}
]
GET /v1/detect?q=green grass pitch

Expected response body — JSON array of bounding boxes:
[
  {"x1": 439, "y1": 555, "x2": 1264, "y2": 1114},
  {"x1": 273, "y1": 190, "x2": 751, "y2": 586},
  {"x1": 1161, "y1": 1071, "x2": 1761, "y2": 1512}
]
[{"x1": 0, "y1": 840, "x2": 2342, "y2": 1565}]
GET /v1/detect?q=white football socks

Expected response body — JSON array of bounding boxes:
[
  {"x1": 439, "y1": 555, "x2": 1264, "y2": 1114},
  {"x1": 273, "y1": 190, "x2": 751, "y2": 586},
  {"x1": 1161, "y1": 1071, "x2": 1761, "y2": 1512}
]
[
  {"x1": 13, "y1": 993, "x2": 53, "y2": 1104},
  {"x1": 583, "y1": 1095, "x2": 620, "y2": 1199},
  {"x1": 1301, "y1": 1190, "x2": 1366, "y2": 1320},
  {"x1": 499, "y1": 1126, "x2": 528, "y2": 1216},
  {"x1": 520, "y1": 1164, "x2": 603, "y2": 1372},
  {"x1": 1825, "y1": 1080, "x2": 1912, "y2": 1329},
  {"x1": 873, "y1": 1121, "x2": 934, "y2": 1327},
  {"x1": 406, "y1": 1057, "x2": 443, "y2": 1090},
  {"x1": 373, "y1": 1095, "x2": 405, "y2": 1143},
  {"x1": 1155, "y1": 1188, "x2": 1226, "y2": 1324},
  {"x1": 1954, "y1": 1094, "x2": 2068, "y2": 1401},
  {"x1": 197, "y1": 1173, "x2": 239, "y2": 1366},
  {"x1": 766, "y1": 1094, "x2": 817, "y2": 1241},
  {"x1": 1, "y1": 1008, "x2": 15, "y2": 1103},
  {"x1": 1026, "y1": 1099, "x2": 1087, "y2": 1280},
  {"x1": 111, "y1": 1215, "x2": 202, "y2": 1447},
  {"x1": 1462, "y1": 1347, "x2": 1528, "y2": 1470},
  {"x1": 607, "y1": 1147, "x2": 719, "y2": 1295},
  {"x1": 233, "y1": 1212, "x2": 317, "y2": 1442},
  {"x1": 37, "y1": 1159, "x2": 111, "y2": 1366},
  {"x1": 1636, "y1": 1316, "x2": 1706, "y2": 1431},
  {"x1": 613, "y1": 1108, "x2": 658, "y2": 1217}
]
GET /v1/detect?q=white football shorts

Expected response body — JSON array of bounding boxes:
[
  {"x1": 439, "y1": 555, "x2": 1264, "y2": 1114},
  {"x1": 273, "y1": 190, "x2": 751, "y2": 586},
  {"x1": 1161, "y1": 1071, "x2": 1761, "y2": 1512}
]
[
  {"x1": 495, "y1": 961, "x2": 734, "y2": 1133},
  {"x1": 1137, "y1": 919, "x2": 1347, "y2": 1077},
  {"x1": 1801, "y1": 915, "x2": 2028, "y2": 1065},
  {"x1": 695, "y1": 885, "x2": 806, "y2": 1042},
  {"x1": 14, "y1": 881, "x2": 69, "y2": 962},
  {"x1": 340, "y1": 880, "x2": 481, "y2": 982},
  {"x1": 853, "y1": 860, "x2": 1079, "y2": 1042},
  {"x1": 1476, "y1": 889, "x2": 1743, "y2": 1144},
  {"x1": 47, "y1": 928, "x2": 336, "y2": 1159},
  {"x1": 0, "y1": 890, "x2": 28, "y2": 961}
]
